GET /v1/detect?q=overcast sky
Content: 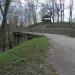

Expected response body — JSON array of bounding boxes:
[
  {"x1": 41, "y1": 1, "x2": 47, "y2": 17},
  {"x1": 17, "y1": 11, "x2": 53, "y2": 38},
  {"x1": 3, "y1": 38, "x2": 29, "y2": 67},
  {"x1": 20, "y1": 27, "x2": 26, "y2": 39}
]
[
  {"x1": 20, "y1": 0, "x2": 75, "y2": 21},
  {"x1": 63, "y1": 0, "x2": 75, "y2": 21}
]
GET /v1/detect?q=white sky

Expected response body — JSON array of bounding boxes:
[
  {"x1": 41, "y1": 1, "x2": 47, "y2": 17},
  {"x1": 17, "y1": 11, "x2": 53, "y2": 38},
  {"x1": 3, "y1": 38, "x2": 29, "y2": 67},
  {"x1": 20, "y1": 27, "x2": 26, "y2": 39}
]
[
  {"x1": 20, "y1": 0, "x2": 26, "y2": 3},
  {"x1": 20, "y1": 0, "x2": 75, "y2": 21},
  {"x1": 63, "y1": 0, "x2": 75, "y2": 21}
]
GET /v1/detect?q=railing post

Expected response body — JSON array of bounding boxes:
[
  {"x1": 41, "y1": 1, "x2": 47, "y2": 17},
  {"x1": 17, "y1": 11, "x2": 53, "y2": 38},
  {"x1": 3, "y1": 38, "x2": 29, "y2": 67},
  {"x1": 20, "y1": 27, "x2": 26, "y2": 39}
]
[{"x1": 69, "y1": 28, "x2": 71, "y2": 37}]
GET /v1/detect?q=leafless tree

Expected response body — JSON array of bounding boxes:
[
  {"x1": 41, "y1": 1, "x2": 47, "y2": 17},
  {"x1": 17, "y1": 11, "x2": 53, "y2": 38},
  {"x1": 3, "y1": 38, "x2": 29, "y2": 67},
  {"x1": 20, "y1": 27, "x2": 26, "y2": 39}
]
[
  {"x1": 41, "y1": 0, "x2": 61, "y2": 23},
  {"x1": 0, "y1": 0, "x2": 23, "y2": 51},
  {"x1": 62, "y1": 0, "x2": 65, "y2": 22},
  {"x1": 52, "y1": 0, "x2": 55, "y2": 23},
  {"x1": 0, "y1": 0, "x2": 11, "y2": 51},
  {"x1": 55, "y1": 1, "x2": 60, "y2": 23},
  {"x1": 69, "y1": 0, "x2": 73, "y2": 22},
  {"x1": 60, "y1": 0, "x2": 63, "y2": 23}
]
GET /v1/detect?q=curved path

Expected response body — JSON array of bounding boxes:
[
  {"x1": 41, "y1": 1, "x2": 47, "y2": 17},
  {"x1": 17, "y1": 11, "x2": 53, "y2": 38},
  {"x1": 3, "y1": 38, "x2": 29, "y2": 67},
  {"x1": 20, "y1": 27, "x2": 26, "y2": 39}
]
[
  {"x1": 45, "y1": 34, "x2": 75, "y2": 75},
  {"x1": 25, "y1": 32, "x2": 75, "y2": 75}
]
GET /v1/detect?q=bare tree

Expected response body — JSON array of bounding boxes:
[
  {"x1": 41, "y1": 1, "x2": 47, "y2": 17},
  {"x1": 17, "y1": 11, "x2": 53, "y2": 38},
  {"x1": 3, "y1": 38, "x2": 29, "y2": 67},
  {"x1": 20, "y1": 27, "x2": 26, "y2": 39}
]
[
  {"x1": 60, "y1": 0, "x2": 63, "y2": 23},
  {"x1": 62, "y1": 0, "x2": 65, "y2": 22},
  {"x1": 41, "y1": 0, "x2": 53, "y2": 22},
  {"x1": 0, "y1": 0, "x2": 11, "y2": 51},
  {"x1": 52, "y1": 0, "x2": 55, "y2": 23},
  {"x1": 0, "y1": 0, "x2": 23, "y2": 51},
  {"x1": 55, "y1": 1, "x2": 60, "y2": 23},
  {"x1": 41, "y1": 0, "x2": 61, "y2": 23},
  {"x1": 69, "y1": 0, "x2": 73, "y2": 22}
]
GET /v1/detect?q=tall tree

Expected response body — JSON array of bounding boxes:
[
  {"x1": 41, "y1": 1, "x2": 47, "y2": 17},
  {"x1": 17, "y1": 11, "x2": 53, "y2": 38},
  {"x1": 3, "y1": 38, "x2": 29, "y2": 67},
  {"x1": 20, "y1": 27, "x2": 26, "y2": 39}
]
[
  {"x1": 52, "y1": 0, "x2": 55, "y2": 23},
  {"x1": 60, "y1": 0, "x2": 63, "y2": 22},
  {"x1": 62, "y1": 0, "x2": 65, "y2": 22},
  {"x1": 55, "y1": 1, "x2": 60, "y2": 23},
  {"x1": 69, "y1": 0, "x2": 73, "y2": 22},
  {"x1": 0, "y1": 0, "x2": 11, "y2": 51}
]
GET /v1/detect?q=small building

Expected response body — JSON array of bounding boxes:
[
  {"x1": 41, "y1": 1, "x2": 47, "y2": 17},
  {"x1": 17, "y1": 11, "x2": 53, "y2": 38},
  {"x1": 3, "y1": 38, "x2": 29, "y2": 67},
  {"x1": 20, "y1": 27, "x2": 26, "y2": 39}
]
[{"x1": 42, "y1": 14, "x2": 52, "y2": 23}]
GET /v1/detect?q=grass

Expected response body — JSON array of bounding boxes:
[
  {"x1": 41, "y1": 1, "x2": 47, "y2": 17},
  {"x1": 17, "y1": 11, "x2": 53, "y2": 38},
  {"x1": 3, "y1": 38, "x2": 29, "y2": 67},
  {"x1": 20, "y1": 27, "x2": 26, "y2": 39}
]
[{"x1": 0, "y1": 37, "x2": 49, "y2": 75}]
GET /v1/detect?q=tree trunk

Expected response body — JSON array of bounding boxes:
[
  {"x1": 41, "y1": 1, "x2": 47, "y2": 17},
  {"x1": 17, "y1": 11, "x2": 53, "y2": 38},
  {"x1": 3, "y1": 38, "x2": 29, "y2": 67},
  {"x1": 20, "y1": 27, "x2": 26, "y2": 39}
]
[
  {"x1": 1, "y1": 0, "x2": 11, "y2": 51},
  {"x1": 1, "y1": 19, "x2": 6, "y2": 51},
  {"x1": 62, "y1": 2, "x2": 64, "y2": 22},
  {"x1": 7, "y1": 24, "x2": 12, "y2": 49},
  {"x1": 69, "y1": 0, "x2": 73, "y2": 22},
  {"x1": 57, "y1": 11, "x2": 59, "y2": 23},
  {"x1": 60, "y1": 0, "x2": 63, "y2": 23},
  {"x1": 52, "y1": 0, "x2": 55, "y2": 23}
]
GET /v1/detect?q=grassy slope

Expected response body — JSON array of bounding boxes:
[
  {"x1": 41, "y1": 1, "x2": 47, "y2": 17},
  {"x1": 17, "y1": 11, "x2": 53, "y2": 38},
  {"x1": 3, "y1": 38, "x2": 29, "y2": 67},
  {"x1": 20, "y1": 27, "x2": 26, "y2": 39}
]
[{"x1": 0, "y1": 37, "x2": 49, "y2": 75}]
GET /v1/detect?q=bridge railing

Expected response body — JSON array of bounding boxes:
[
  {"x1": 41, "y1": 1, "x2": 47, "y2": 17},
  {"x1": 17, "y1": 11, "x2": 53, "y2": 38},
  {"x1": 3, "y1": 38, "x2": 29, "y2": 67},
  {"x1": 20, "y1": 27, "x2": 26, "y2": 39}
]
[{"x1": 27, "y1": 28, "x2": 72, "y2": 36}]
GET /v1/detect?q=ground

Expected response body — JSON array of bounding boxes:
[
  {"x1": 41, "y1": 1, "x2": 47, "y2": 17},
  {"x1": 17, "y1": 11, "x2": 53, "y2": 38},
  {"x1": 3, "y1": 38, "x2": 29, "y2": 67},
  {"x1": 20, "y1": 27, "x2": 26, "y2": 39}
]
[
  {"x1": 0, "y1": 36, "x2": 58, "y2": 75},
  {"x1": 45, "y1": 34, "x2": 75, "y2": 75}
]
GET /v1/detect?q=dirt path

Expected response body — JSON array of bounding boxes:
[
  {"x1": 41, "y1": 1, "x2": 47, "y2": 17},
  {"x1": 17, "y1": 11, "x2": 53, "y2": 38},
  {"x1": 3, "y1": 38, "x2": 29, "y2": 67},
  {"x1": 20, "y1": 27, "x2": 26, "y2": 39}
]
[
  {"x1": 45, "y1": 34, "x2": 75, "y2": 75},
  {"x1": 25, "y1": 32, "x2": 75, "y2": 75},
  {"x1": 44, "y1": 45, "x2": 59, "y2": 75}
]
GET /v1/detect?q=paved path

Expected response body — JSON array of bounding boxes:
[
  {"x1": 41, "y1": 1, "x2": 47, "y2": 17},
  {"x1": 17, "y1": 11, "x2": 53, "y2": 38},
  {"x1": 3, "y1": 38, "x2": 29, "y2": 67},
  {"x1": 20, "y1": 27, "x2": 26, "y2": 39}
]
[
  {"x1": 25, "y1": 32, "x2": 75, "y2": 75},
  {"x1": 45, "y1": 34, "x2": 75, "y2": 75}
]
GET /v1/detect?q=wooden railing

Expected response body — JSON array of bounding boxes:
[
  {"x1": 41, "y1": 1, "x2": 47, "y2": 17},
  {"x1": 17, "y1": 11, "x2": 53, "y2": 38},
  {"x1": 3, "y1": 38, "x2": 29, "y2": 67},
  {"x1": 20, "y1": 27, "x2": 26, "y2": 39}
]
[{"x1": 27, "y1": 28, "x2": 71, "y2": 36}]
